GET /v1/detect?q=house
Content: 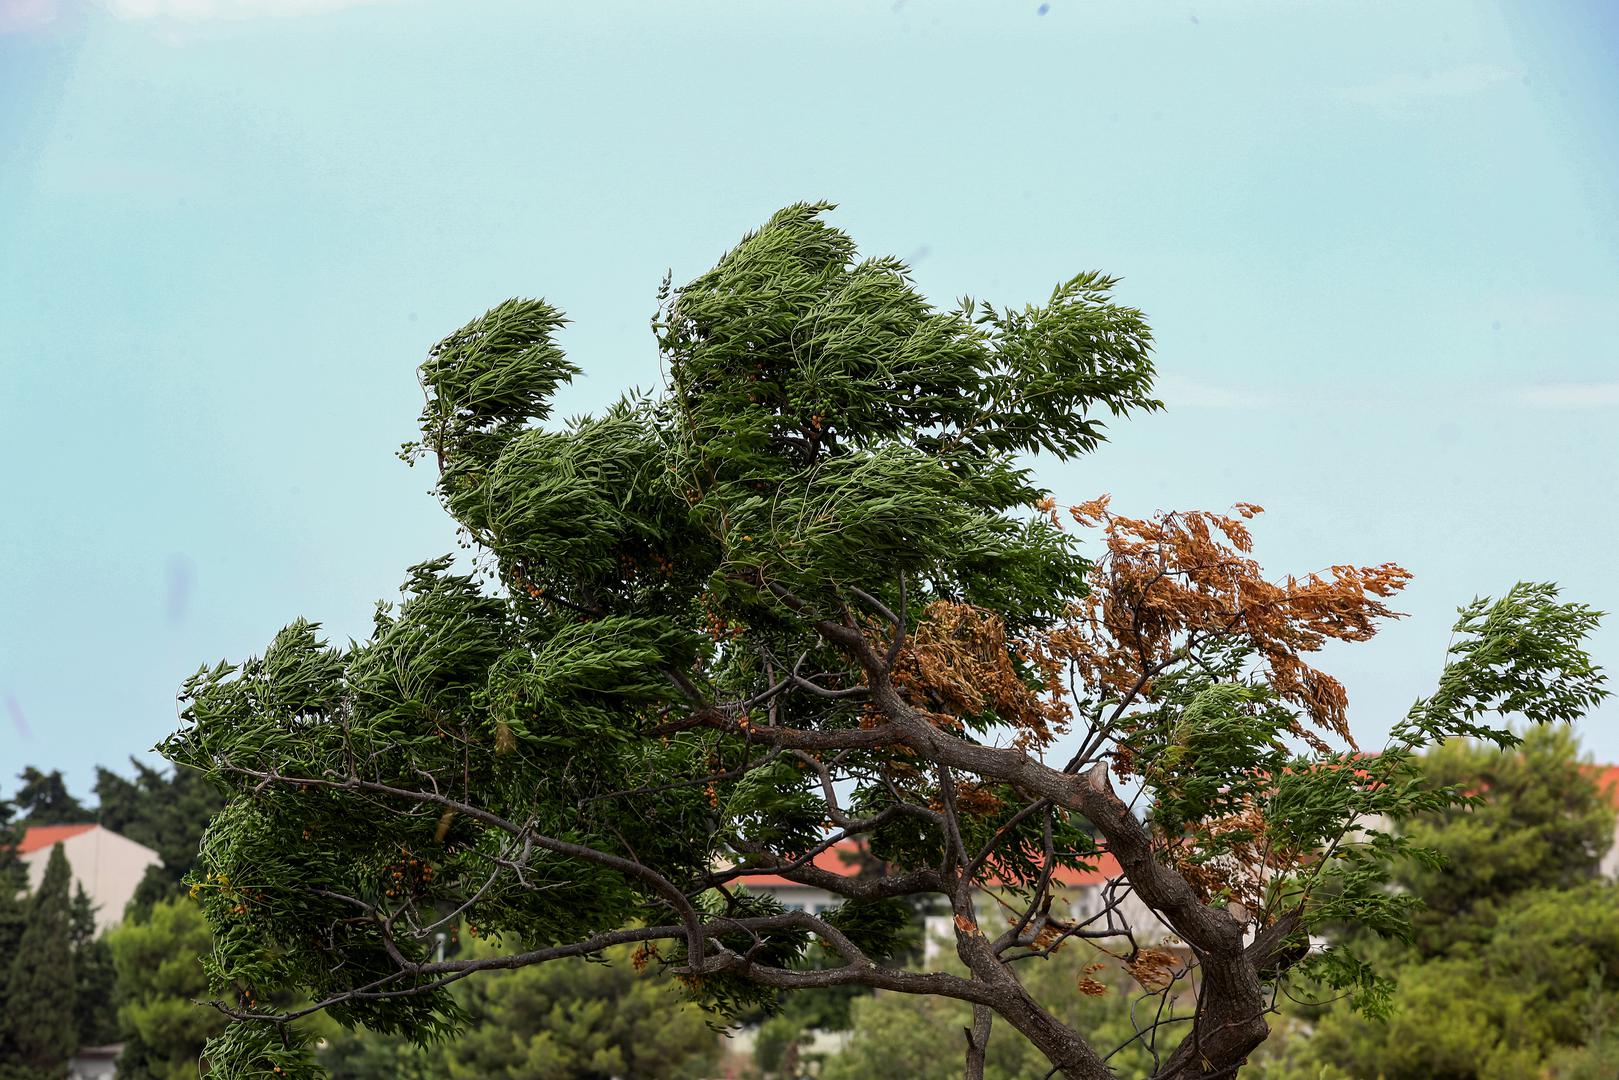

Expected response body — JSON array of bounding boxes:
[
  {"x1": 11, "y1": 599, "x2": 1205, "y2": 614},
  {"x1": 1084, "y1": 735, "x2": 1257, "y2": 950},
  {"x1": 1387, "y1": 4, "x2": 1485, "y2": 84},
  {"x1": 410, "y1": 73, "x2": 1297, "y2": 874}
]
[
  {"x1": 733, "y1": 839, "x2": 1161, "y2": 960},
  {"x1": 68, "y1": 1044, "x2": 121, "y2": 1080},
  {"x1": 1594, "y1": 765, "x2": 1619, "y2": 879},
  {"x1": 733, "y1": 762, "x2": 1619, "y2": 960},
  {"x1": 19, "y1": 824, "x2": 162, "y2": 934}
]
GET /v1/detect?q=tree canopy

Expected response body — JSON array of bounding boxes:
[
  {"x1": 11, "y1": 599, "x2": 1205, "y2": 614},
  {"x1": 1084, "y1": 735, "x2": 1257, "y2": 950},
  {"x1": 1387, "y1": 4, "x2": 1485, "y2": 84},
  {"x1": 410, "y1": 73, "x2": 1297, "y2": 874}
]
[
  {"x1": 1256, "y1": 728, "x2": 1619, "y2": 1080},
  {"x1": 12, "y1": 768, "x2": 90, "y2": 826},
  {"x1": 95, "y1": 757, "x2": 224, "y2": 916},
  {"x1": 162, "y1": 203, "x2": 1607, "y2": 1079}
]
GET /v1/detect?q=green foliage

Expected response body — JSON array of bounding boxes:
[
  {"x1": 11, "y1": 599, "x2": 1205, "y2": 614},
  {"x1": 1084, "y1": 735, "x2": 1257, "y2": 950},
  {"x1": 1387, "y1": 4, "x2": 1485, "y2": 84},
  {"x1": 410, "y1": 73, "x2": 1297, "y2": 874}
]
[
  {"x1": 1301, "y1": 883, "x2": 1619, "y2": 1080},
  {"x1": 107, "y1": 896, "x2": 228, "y2": 1080},
  {"x1": 1544, "y1": 1033, "x2": 1619, "y2": 1080},
  {"x1": 444, "y1": 939, "x2": 719, "y2": 1080},
  {"x1": 317, "y1": 940, "x2": 721, "y2": 1080},
  {"x1": 0, "y1": 798, "x2": 28, "y2": 964},
  {"x1": 71, "y1": 884, "x2": 119, "y2": 1047},
  {"x1": 1267, "y1": 732, "x2": 1619, "y2": 1079},
  {"x1": 1397, "y1": 726, "x2": 1616, "y2": 953},
  {"x1": 1396, "y1": 584, "x2": 1607, "y2": 747},
  {"x1": 822, "y1": 955, "x2": 1172, "y2": 1080},
  {"x1": 1, "y1": 844, "x2": 77, "y2": 1080},
  {"x1": 753, "y1": 1011, "x2": 806, "y2": 1077}
]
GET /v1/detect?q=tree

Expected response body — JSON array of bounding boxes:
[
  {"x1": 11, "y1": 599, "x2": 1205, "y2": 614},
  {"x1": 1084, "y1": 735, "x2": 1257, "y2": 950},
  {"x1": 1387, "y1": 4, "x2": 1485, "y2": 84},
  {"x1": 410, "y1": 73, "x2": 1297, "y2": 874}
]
[
  {"x1": 0, "y1": 797, "x2": 29, "y2": 963},
  {"x1": 13, "y1": 767, "x2": 89, "y2": 825},
  {"x1": 1254, "y1": 730, "x2": 1619, "y2": 1080},
  {"x1": 1, "y1": 844, "x2": 78, "y2": 1080},
  {"x1": 822, "y1": 952, "x2": 1171, "y2": 1080},
  {"x1": 443, "y1": 940, "x2": 719, "y2": 1080},
  {"x1": 72, "y1": 883, "x2": 120, "y2": 1048},
  {"x1": 1294, "y1": 881, "x2": 1619, "y2": 1080},
  {"x1": 106, "y1": 896, "x2": 228, "y2": 1080},
  {"x1": 161, "y1": 204, "x2": 1608, "y2": 1079},
  {"x1": 1394, "y1": 725, "x2": 1615, "y2": 956},
  {"x1": 317, "y1": 939, "x2": 719, "y2": 1080}
]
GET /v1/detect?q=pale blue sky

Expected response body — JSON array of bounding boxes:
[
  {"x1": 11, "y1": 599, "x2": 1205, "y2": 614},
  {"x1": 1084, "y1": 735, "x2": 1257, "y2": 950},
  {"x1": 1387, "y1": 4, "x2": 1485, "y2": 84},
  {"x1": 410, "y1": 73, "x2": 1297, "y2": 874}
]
[{"x1": 2, "y1": 0, "x2": 1616, "y2": 797}]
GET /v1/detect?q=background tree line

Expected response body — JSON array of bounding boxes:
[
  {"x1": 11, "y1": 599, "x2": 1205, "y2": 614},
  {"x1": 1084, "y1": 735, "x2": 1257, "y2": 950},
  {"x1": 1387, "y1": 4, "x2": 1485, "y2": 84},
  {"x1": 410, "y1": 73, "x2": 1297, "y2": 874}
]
[
  {"x1": 6, "y1": 722, "x2": 1608, "y2": 1079},
  {"x1": 0, "y1": 761, "x2": 220, "y2": 1080}
]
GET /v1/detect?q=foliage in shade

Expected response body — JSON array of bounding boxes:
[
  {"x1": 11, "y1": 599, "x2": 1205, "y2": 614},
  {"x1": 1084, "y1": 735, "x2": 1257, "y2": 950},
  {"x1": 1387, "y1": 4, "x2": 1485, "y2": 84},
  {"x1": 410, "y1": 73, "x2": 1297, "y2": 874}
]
[
  {"x1": 0, "y1": 844, "x2": 77, "y2": 1080},
  {"x1": 71, "y1": 884, "x2": 119, "y2": 1048},
  {"x1": 161, "y1": 203, "x2": 1607, "y2": 1080},
  {"x1": 0, "y1": 799, "x2": 29, "y2": 965}
]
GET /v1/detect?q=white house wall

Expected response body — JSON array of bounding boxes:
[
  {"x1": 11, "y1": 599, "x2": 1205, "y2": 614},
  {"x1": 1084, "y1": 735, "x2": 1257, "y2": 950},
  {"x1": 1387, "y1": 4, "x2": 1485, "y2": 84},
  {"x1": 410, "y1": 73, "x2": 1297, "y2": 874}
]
[{"x1": 23, "y1": 827, "x2": 162, "y2": 934}]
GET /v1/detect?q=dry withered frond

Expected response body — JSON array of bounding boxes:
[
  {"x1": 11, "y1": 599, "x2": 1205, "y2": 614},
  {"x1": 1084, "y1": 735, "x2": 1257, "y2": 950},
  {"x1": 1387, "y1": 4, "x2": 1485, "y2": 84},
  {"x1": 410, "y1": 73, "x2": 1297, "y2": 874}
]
[
  {"x1": 892, "y1": 601, "x2": 1070, "y2": 750},
  {"x1": 1055, "y1": 497, "x2": 1410, "y2": 746}
]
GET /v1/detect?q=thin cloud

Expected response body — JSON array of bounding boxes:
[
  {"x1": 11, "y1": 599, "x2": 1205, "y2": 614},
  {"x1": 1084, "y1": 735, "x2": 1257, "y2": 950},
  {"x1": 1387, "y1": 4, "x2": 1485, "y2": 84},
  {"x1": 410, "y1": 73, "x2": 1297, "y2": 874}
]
[
  {"x1": 1517, "y1": 381, "x2": 1619, "y2": 408},
  {"x1": 1338, "y1": 64, "x2": 1520, "y2": 107}
]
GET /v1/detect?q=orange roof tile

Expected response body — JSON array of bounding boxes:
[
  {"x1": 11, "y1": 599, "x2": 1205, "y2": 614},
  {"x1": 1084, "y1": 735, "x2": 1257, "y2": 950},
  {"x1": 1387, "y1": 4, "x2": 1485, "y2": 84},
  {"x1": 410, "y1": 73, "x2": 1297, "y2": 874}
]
[
  {"x1": 734, "y1": 838, "x2": 1123, "y2": 890},
  {"x1": 1585, "y1": 764, "x2": 1619, "y2": 808},
  {"x1": 18, "y1": 823, "x2": 96, "y2": 854}
]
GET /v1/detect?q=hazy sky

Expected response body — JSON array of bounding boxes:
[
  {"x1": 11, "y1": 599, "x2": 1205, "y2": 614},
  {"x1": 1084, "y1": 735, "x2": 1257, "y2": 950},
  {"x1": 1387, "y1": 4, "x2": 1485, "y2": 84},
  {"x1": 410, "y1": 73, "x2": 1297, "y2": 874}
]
[{"x1": 2, "y1": 0, "x2": 1616, "y2": 798}]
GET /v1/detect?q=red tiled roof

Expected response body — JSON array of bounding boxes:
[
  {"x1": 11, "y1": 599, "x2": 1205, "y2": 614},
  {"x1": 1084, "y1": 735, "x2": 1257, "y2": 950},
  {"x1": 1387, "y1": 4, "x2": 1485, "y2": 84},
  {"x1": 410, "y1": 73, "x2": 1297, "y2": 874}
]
[
  {"x1": 18, "y1": 823, "x2": 96, "y2": 855},
  {"x1": 735, "y1": 839, "x2": 1123, "y2": 890},
  {"x1": 735, "y1": 765, "x2": 1619, "y2": 895},
  {"x1": 1585, "y1": 765, "x2": 1619, "y2": 808},
  {"x1": 735, "y1": 840, "x2": 872, "y2": 888}
]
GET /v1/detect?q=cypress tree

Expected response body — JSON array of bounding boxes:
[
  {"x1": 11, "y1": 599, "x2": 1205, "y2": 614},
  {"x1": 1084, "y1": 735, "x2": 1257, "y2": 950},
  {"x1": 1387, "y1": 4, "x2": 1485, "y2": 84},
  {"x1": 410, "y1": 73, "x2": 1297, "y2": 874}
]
[
  {"x1": 1, "y1": 843, "x2": 78, "y2": 1080},
  {"x1": 70, "y1": 885, "x2": 118, "y2": 1048}
]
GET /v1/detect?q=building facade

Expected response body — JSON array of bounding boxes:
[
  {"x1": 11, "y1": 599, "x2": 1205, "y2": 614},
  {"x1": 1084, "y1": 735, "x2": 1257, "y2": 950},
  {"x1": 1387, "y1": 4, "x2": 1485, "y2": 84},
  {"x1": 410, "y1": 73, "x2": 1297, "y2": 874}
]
[{"x1": 19, "y1": 824, "x2": 162, "y2": 934}]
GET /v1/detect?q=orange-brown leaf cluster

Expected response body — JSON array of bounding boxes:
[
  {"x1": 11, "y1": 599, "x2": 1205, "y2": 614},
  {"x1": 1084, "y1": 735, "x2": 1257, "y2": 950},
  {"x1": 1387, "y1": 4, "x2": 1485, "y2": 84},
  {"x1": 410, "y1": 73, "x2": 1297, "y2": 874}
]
[
  {"x1": 891, "y1": 601, "x2": 1069, "y2": 750},
  {"x1": 1124, "y1": 947, "x2": 1180, "y2": 990},
  {"x1": 631, "y1": 942, "x2": 660, "y2": 971},
  {"x1": 1054, "y1": 496, "x2": 1410, "y2": 748},
  {"x1": 1164, "y1": 805, "x2": 1282, "y2": 915}
]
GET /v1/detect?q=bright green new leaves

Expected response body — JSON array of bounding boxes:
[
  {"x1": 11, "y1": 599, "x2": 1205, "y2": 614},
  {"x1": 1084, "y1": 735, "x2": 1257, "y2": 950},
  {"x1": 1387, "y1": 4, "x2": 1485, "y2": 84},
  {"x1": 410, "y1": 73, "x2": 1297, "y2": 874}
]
[{"x1": 1397, "y1": 582, "x2": 1607, "y2": 747}]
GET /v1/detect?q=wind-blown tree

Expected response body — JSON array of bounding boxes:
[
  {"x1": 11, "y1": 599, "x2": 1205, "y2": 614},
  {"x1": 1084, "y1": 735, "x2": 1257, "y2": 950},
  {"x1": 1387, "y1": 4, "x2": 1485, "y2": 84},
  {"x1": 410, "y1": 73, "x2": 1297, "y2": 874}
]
[{"x1": 162, "y1": 203, "x2": 1607, "y2": 1079}]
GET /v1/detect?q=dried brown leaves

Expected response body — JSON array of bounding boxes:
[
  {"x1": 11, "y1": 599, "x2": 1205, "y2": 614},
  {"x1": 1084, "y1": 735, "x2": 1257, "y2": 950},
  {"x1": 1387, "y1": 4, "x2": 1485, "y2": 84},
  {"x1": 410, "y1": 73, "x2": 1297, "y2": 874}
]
[
  {"x1": 891, "y1": 601, "x2": 1070, "y2": 750},
  {"x1": 1055, "y1": 496, "x2": 1410, "y2": 748}
]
